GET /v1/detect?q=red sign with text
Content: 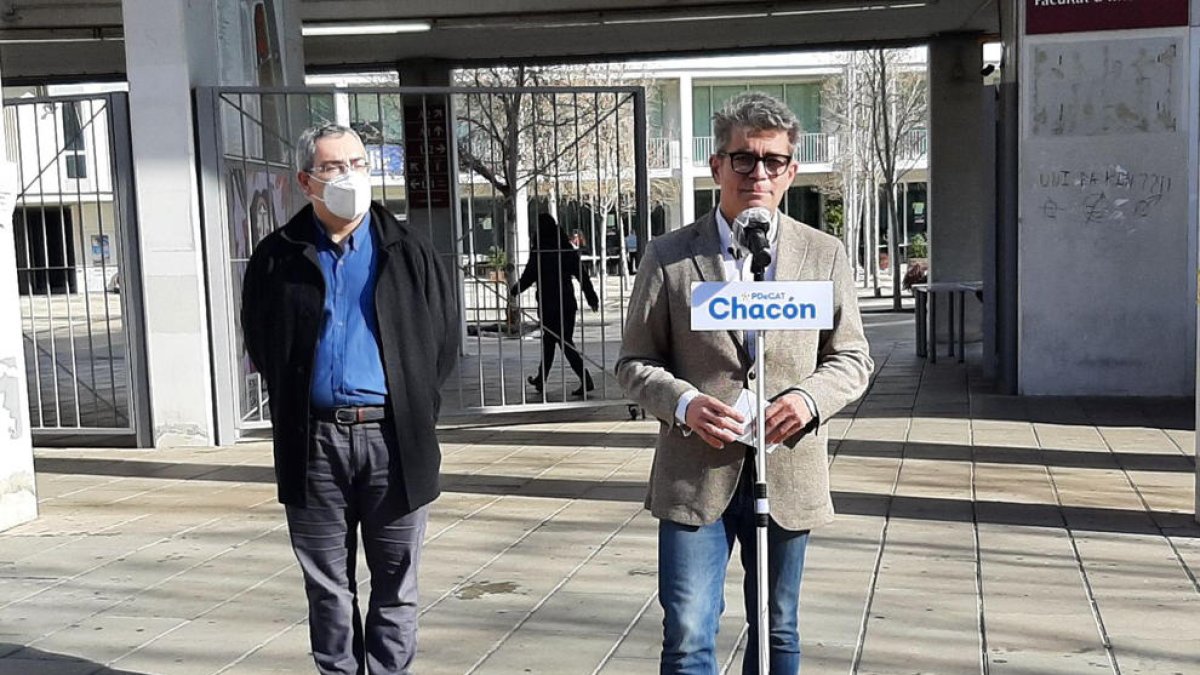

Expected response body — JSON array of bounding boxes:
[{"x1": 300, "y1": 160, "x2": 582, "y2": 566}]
[{"x1": 1027, "y1": 0, "x2": 1188, "y2": 35}]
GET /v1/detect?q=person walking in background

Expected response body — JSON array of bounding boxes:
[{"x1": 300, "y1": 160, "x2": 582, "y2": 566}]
[
  {"x1": 570, "y1": 229, "x2": 586, "y2": 249},
  {"x1": 616, "y1": 93, "x2": 873, "y2": 674},
  {"x1": 512, "y1": 213, "x2": 600, "y2": 397},
  {"x1": 624, "y1": 227, "x2": 640, "y2": 274},
  {"x1": 241, "y1": 124, "x2": 459, "y2": 675}
]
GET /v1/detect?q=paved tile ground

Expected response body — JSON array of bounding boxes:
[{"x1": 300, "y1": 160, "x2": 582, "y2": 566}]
[{"x1": 3, "y1": 295, "x2": 1199, "y2": 674}]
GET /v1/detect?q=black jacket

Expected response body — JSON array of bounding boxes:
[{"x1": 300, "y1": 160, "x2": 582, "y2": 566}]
[
  {"x1": 514, "y1": 246, "x2": 599, "y2": 328},
  {"x1": 241, "y1": 202, "x2": 460, "y2": 510}
]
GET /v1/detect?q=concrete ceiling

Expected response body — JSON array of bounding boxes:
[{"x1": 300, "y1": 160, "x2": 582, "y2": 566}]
[{"x1": 0, "y1": 0, "x2": 998, "y2": 82}]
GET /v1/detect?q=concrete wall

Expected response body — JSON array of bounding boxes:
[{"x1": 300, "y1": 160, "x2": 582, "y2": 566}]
[
  {"x1": 0, "y1": 61, "x2": 37, "y2": 531},
  {"x1": 928, "y1": 36, "x2": 988, "y2": 341},
  {"x1": 0, "y1": 206, "x2": 35, "y2": 532},
  {"x1": 1019, "y1": 27, "x2": 1196, "y2": 395}
]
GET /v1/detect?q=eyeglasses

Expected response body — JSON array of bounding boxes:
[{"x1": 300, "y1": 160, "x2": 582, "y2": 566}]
[
  {"x1": 308, "y1": 157, "x2": 370, "y2": 177},
  {"x1": 717, "y1": 151, "x2": 793, "y2": 177}
]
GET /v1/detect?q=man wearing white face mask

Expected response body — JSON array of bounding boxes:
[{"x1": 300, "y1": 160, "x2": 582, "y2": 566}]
[{"x1": 241, "y1": 124, "x2": 459, "y2": 675}]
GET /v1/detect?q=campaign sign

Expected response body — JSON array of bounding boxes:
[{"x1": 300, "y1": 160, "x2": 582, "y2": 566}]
[{"x1": 690, "y1": 281, "x2": 833, "y2": 331}]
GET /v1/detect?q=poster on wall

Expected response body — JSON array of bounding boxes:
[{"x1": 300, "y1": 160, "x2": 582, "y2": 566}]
[
  {"x1": 90, "y1": 234, "x2": 110, "y2": 264},
  {"x1": 1026, "y1": 0, "x2": 1188, "y2": 35},
  {"x1": 226, "y1": 167, "x2": 291, "y2": 261}
]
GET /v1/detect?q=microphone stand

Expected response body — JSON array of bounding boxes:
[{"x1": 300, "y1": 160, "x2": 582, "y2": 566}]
[{"x1": 750, "y1": 249, "x2": 770, "y2": 674}]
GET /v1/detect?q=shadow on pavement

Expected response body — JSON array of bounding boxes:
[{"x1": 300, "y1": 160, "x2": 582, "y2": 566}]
[
  {"x1": 835, "y1": 439, "x2": 1196, "y2": 473},
  {"x1": 34, "y1": 443, "x2": 1200, "y2": 539},
  {"x1": 0, "y1": 643, "x2": 150, "y2": 674}
]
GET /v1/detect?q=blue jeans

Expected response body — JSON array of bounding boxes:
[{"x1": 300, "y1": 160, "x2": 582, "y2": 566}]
[{"x1": 659, "y1": 462, "x2": 810, "y2": 675}]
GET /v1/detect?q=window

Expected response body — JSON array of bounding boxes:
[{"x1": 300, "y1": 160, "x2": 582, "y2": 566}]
[
  {"x1": 648, "y1": 84, "x2": 667, "y2": 136},
  {"x1": 307, "y1": 94, "x2": 336, "y2": 127},
  {"x1": 783, "y1": 84, "x2": 821, "y2": 135},
  {"x1": 62, "y1": 102, "x2": 87, "y2": 180},
  {"x1": 62, "y1": 102, "x2": 85, "y2": 151},
  {"x1": 691, "y1": 83, "x2": 823, "y2": 138},
  {"x1": 65, "y1": 155, "x2": 87, "y2": 179},
  {"x1": 693, "y1": 188, "x2": 716, "y2": 217},
  {"x1": 691, "y1": 87, "x2": 711, "y2": 139},
  {"x1": 783, "y1": 186, "x2": 821, "y2": 227},
  {"x1": 348, "y1": 93, "x2": 404, "y2": 144}
]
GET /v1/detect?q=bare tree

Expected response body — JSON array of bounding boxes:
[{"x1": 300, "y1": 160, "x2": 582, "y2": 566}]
[
  {"x1": 824, "y1": 48, "x2": 928, "y2": 309},
  {"x1": 455, "y1": 63, "x2": 660, "y2": 325},
  {"x1": 866, "y1": 49, "x2": 927, "y2": 309}
]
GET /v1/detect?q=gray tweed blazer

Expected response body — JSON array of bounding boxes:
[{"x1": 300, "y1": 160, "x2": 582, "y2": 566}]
[{"x1": 616, "y1": 210, "x2": 873, "y2": 531}]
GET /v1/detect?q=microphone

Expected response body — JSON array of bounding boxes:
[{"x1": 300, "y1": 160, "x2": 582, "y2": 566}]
[{"x1": 733, "y1": 207, "x2": 772, "y2": 274}]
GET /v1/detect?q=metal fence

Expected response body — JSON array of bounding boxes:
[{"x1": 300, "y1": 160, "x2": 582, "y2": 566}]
[
  {"x1": 4, "y1": 92, "x2": 150, "y2": 445},
  {"x1": 197, "y1": 85, "x2": 648, "y2": 442}
]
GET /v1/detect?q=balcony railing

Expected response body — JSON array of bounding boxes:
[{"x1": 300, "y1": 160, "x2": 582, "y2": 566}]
[
  {"x1": 691, "y1": 133, "x2": 834, "y2": 167},
  {"x1": 688, "y1": 130, "x2": 928, "y2": 168},
  {"x1": 897, "y1": 128, "x2": 928, "y2": 161},
  {"x1": 648, "y1": 137, "x2": 680, "y2": 170},
  {"x1": 793, "y1": 132, "x2": 830, "y2": 164},
  {"x1": 457, "y1": 129, "x2": 926, "y2": 176},
  {"x1": 693, "y1": 136, "x2": 714, "y2": 165}
]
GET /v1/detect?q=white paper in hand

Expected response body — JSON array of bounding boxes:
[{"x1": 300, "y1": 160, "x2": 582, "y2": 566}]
[{"x1": 731, "y1": 389, "x2": 780, "y2": 454}]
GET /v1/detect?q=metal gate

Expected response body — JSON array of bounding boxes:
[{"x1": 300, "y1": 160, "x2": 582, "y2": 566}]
[
  {"x1": 196, "y1": 84, "x2": 648, "y2": 443},
  {"x1": 5, "y1": 92, "x2": 151, "y2": 445}
]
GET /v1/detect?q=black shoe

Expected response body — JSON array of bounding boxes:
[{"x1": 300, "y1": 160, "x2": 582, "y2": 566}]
[
  {"x1": 571, "y1": 373, "x2": 596, "y2": 397},
  {"x1": 527, "y1": 375, "x2": 543, "y2": 393}
]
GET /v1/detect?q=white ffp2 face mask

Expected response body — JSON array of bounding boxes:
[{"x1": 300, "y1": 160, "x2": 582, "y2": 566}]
[{"x1": 311, "y1": 171, "x2": 372, "y2": 220}]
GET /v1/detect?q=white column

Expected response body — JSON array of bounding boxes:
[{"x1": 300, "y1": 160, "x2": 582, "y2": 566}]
[
  {"x1": 0, "y1": 54, "x2": 36, "y2": 529},
  {"x1": 122, "y1": 0, "x2": 226, "y2": 445},
  {"x1": 678, "y1": 75, "x2": 695, "y2": 226},
  {"x1": 515, "y1": 185, "x2": 530, "y2": 261}
]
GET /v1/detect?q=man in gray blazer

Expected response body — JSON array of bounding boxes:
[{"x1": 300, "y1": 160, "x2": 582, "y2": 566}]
[{"x1": 617, "y1": 92, "x2": 873, "y2": 674}]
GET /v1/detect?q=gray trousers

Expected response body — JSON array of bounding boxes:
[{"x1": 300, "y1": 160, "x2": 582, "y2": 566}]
[{"x1": 285, "y1": 419, "x2": 428, "y2": 675}]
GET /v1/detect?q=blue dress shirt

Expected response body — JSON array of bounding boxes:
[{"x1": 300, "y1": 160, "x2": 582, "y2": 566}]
[{"x1": 309, "y1": 212, "x2": 388, "y2": 409}]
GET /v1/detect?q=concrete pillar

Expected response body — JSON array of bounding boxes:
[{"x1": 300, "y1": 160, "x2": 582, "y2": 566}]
[
  {"x1": 995, "y1": 0, "x2": 1020, "y2": 394},
  {"x1": 0, "y1": 61, "x2": 36, "y2": 530},
  {"x1": 1019, "y1": 21, "x2": 1193, "y2": 395},
  {"x1": 678, "y1": 75, "x2": 696, "y2": 226},
  {"x1": 122, "y1": 0, "x2": 304, "y2": 445},
  {"x1": 928, "y1": 35, "x2": 988, "y2": 341},
  {"x1": 122, "y1": 0, "x2": 219, "y2": 445},
  {"x1": 277, "y1": 0, "x2": 305, "y2": 86},
  {"x1": 1190, "y1": 0, "x2": 1200, "y2": 523}
]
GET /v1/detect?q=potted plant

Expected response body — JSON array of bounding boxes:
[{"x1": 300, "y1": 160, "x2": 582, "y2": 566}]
[
  {"x1": 485, "y1": 245, "x2": 508, "y2": 283},
  {"x1": 907, "y1": 232, "x2": 928, "y2": 262},
  {"x1": 903, "y1": 233, "x2": 929, "y2": 292}
]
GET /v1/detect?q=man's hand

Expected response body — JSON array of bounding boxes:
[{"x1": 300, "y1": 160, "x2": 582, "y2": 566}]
[
  {"x1": 764, "y1": 393, "x2": 814, "y2": 445},
  {"x1": 685, "y1": 395, "x2": 746, "y2": 449}
]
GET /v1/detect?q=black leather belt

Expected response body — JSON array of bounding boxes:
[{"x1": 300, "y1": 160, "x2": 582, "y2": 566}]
[{"x1": 312, "y1": 406, "x2": 389, "y2": 424}]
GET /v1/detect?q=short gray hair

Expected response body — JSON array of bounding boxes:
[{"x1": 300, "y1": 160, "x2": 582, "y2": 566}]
[
  {"x1": 294, "y1": 124, "x2": 363, "y2": 173},
  {"x1": 713, "y1": 92, "x2": 801, "y2": 152}
]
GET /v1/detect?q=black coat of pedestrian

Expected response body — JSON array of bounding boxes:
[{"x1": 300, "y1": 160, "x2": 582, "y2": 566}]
[
  {"x1": 241, "y1": 202, "x2": 460, "y2": 511},
  {"x1": 515, "y1": 216, "x2": 600, "y2": 328},
  {"x1": 513, "y1": 214, "x2": 599, "y2": 392}
]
